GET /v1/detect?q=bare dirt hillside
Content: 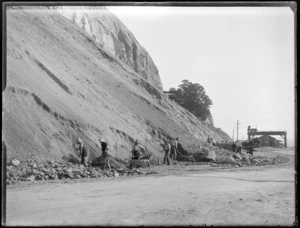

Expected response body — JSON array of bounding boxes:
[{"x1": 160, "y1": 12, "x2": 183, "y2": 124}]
[{"x1": 3, "y1": 7, "x2": 231, "y2": 163}]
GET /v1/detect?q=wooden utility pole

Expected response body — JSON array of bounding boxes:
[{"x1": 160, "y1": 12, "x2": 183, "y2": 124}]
[{"x1": 236, "y1": 120, "x2": 240, "y2": 141}]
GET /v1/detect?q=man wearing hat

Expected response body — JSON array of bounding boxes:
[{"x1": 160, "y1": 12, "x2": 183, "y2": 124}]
[
  {"x1": 100, "y1": 138, "x2": 108, "y2": 156},
  {"x1": 75, "y1": 137, "x2": 88, "y2": 166},
  {"x1": 130, "y1": 139, "x2": 144, "y2": 171},
  {"x1": 171, "y1": 137, "x2": 179, "y2": 160},
  {"x1": 98, "y1": 138, "x2": 111, "y2": 170},
  {"x1": 163, "y1": 139, "x2": 171, "y2": 165}
]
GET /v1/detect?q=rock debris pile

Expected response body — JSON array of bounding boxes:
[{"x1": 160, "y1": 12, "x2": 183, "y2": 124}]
[
  {"x1": 191, "y1": 143, "x2": 289, "y2": 167},
  {"x1": 7, "y1": 146, "x2": 289, "y2": 185},
  {"x1": 6, "y1": 159, "x2": 136, "y2": 185}
]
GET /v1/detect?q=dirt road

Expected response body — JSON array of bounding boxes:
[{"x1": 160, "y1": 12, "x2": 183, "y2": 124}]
[{"x1": 6, "y1": 148, "x2": 296, "y2": 226}]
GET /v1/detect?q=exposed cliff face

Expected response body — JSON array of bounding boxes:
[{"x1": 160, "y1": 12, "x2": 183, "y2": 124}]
[
  {"x1": 56, "y1": 6, "x2": 162, "y2": 90},
  {"x1": 3, "y1": 7, "x2": 231, "y2": 163}
]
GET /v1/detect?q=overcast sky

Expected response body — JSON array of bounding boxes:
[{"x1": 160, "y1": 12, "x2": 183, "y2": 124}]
[{"x1": 107, "y1": 6, "x2": 295, "y2": 143}]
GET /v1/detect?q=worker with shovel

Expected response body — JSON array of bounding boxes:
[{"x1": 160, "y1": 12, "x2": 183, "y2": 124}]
[
  {"x1": 162, "y1": 139, "x2": 171, "y2": 165},
  {"x1": 171, "y1": 137, "x2": 179, "y2": 160},
  {"x1": 99, "y1": 138, "x2": 111, "y2": 170},
  {"x1": 130, "y1": 139, "x2": 145, "y2": 171},
  {"x1": 75, "y1": 137, "x2": 88, "y2": 166}
]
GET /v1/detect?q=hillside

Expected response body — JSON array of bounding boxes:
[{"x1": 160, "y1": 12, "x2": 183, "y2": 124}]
[
  {"x1": 3, "y1": 6, "x2": 231, "y2": 163},
  {"x1": 56, "y1": 6, "x2": 162, "y2": 90}
]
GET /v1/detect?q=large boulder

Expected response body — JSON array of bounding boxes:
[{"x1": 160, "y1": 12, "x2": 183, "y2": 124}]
[
  {"x1": 92, "y1": 155, "x2": 127, "y2": 170},
  {"x1": 194, "y1": 149, "x2": 216, "y2": 162},
  {"x1": 11, "y1": 159, "x2": 20, "y2": 167},
  {"x1": 233, "y1": 153, "x2": 242, "y2": 160},
  {"x1": 26, "y1": 175, "x2": 36, "y2": 182},
  {"x1": 128, "y1": 159, "x2": 150, "y2": 168},
  {"x1": 223, "y1": 156, "x2": 237, "y2": 164}
]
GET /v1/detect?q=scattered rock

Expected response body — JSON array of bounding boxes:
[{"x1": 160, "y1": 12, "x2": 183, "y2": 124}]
[
  {"x1": 194, "y1": 150, "x2": 216, "y2": 162},
  {"x1": 11, "y1": 159, "x2": 20, "y2": 167},
  {"x1": 223, "y1": 156, "x2": 237, "y2": 164},
  {"x1": 26, "y1": 175, "x2": 36, "y2": 182},
  {"x1": 233, "y1": 153, "x2": 242, "y2": 160},
  {"x1": 6, "y1": 152, "x2": 288, "y2": 184}
]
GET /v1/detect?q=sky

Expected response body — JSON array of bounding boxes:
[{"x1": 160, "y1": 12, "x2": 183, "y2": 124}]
[{"x1": 107, "y1": 6, "x2": 295, "y2": 144}]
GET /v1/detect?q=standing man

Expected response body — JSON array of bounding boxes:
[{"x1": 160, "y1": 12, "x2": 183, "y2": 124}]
[
  {"x1": 99, "y1": 138, "x2": 111, "y2": 170},
  {"x1": 171, "y1": 137, "x2": 179, "y2": 160},
  {"x1": 232, "y1": 141, "x2": 236, "y2": 152},
  {"x1": 236, "y1": 140, "x2": 242, "y2": 154},
  {"x1": 100, "y1": 138, "x2": 108, "y2": 156},
  {"x1": 75, "y1": 137, "x2": 88, "y2": 166},
  {"x1": 130, "y1": 139, "x2": 145, "y2": 171},
  {"x1": 163, "y1": 139, "x2": 171, "y2": 165}
]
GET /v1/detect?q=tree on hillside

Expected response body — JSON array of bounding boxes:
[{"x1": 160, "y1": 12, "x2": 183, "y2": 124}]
[{"x1": 168, "y1": 80, "x2": 213, "y2": 121}]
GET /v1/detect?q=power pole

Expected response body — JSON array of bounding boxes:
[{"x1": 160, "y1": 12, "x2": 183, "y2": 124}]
[
  {"x1": 236, "y1": 120, "x2": 240, "y2": 141},
  {"x1": 232, "y1": 128, "x2": 235, "y2": 141}
]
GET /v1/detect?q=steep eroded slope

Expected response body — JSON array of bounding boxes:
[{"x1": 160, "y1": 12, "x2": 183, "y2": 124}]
[{"x1": 3, "y1": 7, "x2": 231, "y2": 163}]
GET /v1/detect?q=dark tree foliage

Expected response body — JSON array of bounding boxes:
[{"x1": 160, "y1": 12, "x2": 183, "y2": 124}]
[{"x1": 168, "y1": 80, "x2": 213, "y2": 121}]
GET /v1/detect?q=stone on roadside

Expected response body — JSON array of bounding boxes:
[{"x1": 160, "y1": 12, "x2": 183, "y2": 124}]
[
  {"x1": 49, "y1": 174, "x2": 58, "y2": 180},
  {"x1": 66, "y1": 172, "x2": 74, "y2": 179},
  {"x1": 194, "y1": 150, "x2": 216, "y2": 162},
  {"x1": 202, "y1": 147, "x2": 210, "y2": 153},
  {"x1": 103, "y1": 170, "x2": 110, "y2": 176},
  {"x1": 223, "y1": 156, "x2": 237, "y2": 164},
  {"x1": 73, "y1": 170, "x2": 82, "y2": 177},
  {"x1": 113, "y1": 171, "x2": 119, "y2": 177},
  {"x1": 11, "y1": 159, "x2": 20, "y2": 167},
  {"x1": 233, "y1": 153, "x2": 242, "y2": 160},
  {"x1": 26, "y1": 175, "x2": 36, "y2": 182}
]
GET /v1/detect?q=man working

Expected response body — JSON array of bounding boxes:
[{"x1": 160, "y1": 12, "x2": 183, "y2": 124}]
[
  {"x1": 99, "y1": 138, "x2": 111, "y2": 170},
  {"x1": 162, "y1": 139, "x2": 171, "y2": 165},
  {"x1": 236, "y1": 140, "x2": 242, "y2": 154},
  {"x1": 232, "y1": 141, "x2": 237, "y2": 152},
  {"x1": 130, "y1": 139, "x2": 145, "y2": 171},
  {"x1": 171, "y1": 137, "x2": 179, "y2": 160},
  {"x1": 75, "y1": 137, "x2": 88, "y2": 166}
]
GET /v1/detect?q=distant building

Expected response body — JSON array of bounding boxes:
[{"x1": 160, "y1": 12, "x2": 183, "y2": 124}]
[
  {"x1": 276, "y1": 140, "x2": 284, "y2": 148},
  {"x1": 258, "y1": 135, "x2": 282, "y2": 148},
  {"x1": 163, "y1": 91, "x2": 173, "y2": 97}
]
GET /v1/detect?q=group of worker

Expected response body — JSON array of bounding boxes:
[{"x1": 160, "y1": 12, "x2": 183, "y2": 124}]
[
  {"x1": 161, "y1": 137, "x2": 179, "y2": 165},
  {"x1": 74, "y1": 137, "x2": 110, "y2": 167},
  {"x1": 74, "y1": 135, "x2": 246, "y2": 170},
  {"x1": 74, "y1": 136, "x2": 180, "y2": 170},
  {"x1": 231, "y1": 140, "x2": 242, "y2": 153}
]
